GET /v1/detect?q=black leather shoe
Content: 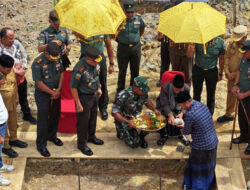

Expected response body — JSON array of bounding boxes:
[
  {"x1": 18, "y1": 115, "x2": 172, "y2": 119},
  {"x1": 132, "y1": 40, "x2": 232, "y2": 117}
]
[
  {"x1": 23, "y1": 114, "x2": 37, "y2": 124},
  {"x1": 49, "y1": 138, "x2": 63, "y2": 146},
  {"x1": 140, "y1": 138, "x2": 148, "y2": 149},
  {"x1": 101, "y1": 110, "x2": 108, "y2": 120},
  {"x1": 217, "y1": 115, "x2": 234, "y2": 123},
  {"x1": 78, "y1": 145, "x2": 93, "y2": 156},
  {"x1": 37, "y1": 147, "x2": 51, "y2": 157},
  {"x1": 88, "y1": 137, "x2": 104, "y2": 145},
  {"x1": 2, "y1": 148, "x2": 18, "y2": 158},
  {"x1": 232, "y1": 137, "x2": 248, "y2": 144},
  {"x1": 9, "y1": 140, "x2": 28, "y2": 148},
  {"x1": 244, "y1": 145, "x2": 250, "y2": 155}
]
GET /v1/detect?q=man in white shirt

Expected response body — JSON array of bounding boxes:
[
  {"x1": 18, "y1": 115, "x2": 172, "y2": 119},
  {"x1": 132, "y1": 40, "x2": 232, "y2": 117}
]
[{"x1": 0, "y1": 27, "x2": 36, "y2": 124}]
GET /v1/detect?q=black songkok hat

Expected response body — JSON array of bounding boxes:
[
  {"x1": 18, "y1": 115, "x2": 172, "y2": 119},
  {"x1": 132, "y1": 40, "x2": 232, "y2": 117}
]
[
  {"x1": 173, "y1": 74, "x2": 184, "y2": 88},
  {"x1": 0, "y1": 54, "x2": 14, "y2": 68},
  {"x1": 46, "y1": 41, "x2": 60, "y2": 57},
  {"x1": 175, "y1": 90, "x2": 191, "y2": 104},
  {"x1": 85, "y1": 46, "x2": 102, "y2": 62}
]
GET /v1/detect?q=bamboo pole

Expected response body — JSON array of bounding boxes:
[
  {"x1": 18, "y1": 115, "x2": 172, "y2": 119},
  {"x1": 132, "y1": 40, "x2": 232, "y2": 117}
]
[{"x1": 233, "y1": 0, "x2": 237, "y2": 26}]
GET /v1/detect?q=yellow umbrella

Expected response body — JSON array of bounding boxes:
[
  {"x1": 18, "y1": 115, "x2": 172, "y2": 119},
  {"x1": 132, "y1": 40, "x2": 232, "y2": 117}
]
[
  {"x1": 157, "y1": 2, "x2": 226, "y2": 45},
  {"x1": 55, "y1": 0, "x2": 126, "y2": 38}
]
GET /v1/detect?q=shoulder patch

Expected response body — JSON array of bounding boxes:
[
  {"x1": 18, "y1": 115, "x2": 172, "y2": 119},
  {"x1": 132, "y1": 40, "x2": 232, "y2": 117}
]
[
  {"x1": 36, "y1": 58, "x2": 43, "y2": 64},
  {"x1": 136, "y1": 13, "x2": 141, "y2": 16},
  {"x1": 78, "y1": 65, "x2": 85, "y2": 73}
]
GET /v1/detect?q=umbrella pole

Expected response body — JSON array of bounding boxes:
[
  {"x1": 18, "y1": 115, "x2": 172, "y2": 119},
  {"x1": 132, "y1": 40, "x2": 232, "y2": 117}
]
[
  {"x1": 229, "y1": 99, "x2": 239, "y2": 150},
  {"x1": 233, "y1": 0, "x2": 237, "y2": 26}
]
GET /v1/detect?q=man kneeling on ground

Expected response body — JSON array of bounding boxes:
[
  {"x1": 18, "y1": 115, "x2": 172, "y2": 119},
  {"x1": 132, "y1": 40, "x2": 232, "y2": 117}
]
[{"x1": 112, "y1": 76, "x2": 161, "y2": 148}]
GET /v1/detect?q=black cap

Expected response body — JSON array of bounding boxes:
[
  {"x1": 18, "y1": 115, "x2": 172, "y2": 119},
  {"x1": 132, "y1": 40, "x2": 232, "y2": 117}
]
[
  {"x1": 46, "y1": 41, "x2": 60, "y2": 57},
  {"x1": 175, "y1": 0, "x2": 184, "y2": 5},
  {"x1": 49, "y1": 10, "x2": 59, "y2": 25},
  {"x1": 173, "y1": 74, "x2": 184, "y2": 88},
  {"x1": 124, "y1": 0, "x2": 135, "y2": 12},
  {"x1": 241, "y1": 40, "x2": 250, "y2": 52},
  {"x1": 0, "y1": 54, "x2": 14, "y2": 68},
  {"x1": 85, "y1": 46, "x2": 101, "y2": 60},
  {"x1": 175, "y1": 90, "x2": 191, "y2": 104}
]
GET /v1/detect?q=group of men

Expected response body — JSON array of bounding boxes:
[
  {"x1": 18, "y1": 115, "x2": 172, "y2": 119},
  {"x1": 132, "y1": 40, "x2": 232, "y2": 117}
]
[{"x1": 0, "y1": 0, "x2": 249, "y2": 188}]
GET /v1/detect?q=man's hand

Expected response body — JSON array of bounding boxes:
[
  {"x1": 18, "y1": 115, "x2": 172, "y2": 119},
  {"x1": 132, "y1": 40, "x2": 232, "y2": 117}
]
[
  {"x1": 51, "y1": 90, "x2": 61, "y2": 100},
  {"x1": 108, "y1": 65, "x2": 114, "y2": 74},
  {"x1": 175, "y1": 122, "x2": 185, "y2": 128},
  {"x1": 154, "y1": 109, "x2": 161, "y2": 116},
  {"x1": 76, "y1": 103, "x2": 83, "y2": 113},
  {"x1": 226, "y1": 73, "x2": 234, "y2": 81},
  {"x1": 168, "y1": 113, "x2": 175, "y2": 125},
  {"x1": 0, "y1": 135, "x2": 4, "y2": 145},
  {"x1": 97, "y1": 88, "x2": 102, "y2": 98},
  {"x1": 62, "y1": 48, "x2": 69, "y2": 56},
  {"x1": 237, "y1": 92, "x2": 246, "y2": 100},
  {"x1": 128, "y1": 120, "x2": 137, "y2": 128},
  {"x1": 231, "y1": 85, "x2": 240, "y2": 96},
  {"x1": 176, "y1": 112, "x2": 183, "y2": 119},
  {"x1": 218, "y1": 74, "x2": 223, "y2": 82},
  {"x1": 52, "y1": 40, "x2": 62, "y2": 46}
]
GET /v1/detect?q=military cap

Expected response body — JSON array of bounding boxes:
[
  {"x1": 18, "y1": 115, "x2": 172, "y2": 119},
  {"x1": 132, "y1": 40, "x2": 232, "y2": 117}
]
[
  {"x1": 124, "y1": 0, "x2": 135, "y2": 12},
  {"x1": 0, "y1": 54, "x2": 14, "y2": 68},
  {"x1": 49, "y1": 10, "x2": 59, "y2": 25},
  {"x1": 175, "y1": 90, "x2": 192, "y2": 104},
  {"x1": 240, "y1": 40, "x2": 250, "y2": 53},
  {"x1": 46, "y1": 41, "x2": 60, "y2": 60},
  {"x1": 85, "y1": 46, "x2": 102, "y2": 63},
  {"x1": 173, "y1": 74, "x2": 184, "y2": 88},
  {"x1": 231, "y1": 25, "x2": 247, "y2": 42},
  {"x1": 133, "y1": 76, "x2": 149, "y2": 93}
]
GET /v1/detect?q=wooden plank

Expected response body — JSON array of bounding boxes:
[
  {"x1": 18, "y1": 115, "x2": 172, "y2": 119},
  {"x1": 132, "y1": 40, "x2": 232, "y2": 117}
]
[
  {"x1": 216, "y1": 158, "x2": 247, "y2": 190},
  {"x1": 0, "y1": 158, "x2": 27, "y2": 190}
]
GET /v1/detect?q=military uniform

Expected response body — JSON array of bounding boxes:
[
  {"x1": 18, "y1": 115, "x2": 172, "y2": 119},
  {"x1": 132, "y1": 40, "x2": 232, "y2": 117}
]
[
  {"x1": 112, "y1": 86, "x2": 149, "y2": 148},
  {"x1": 78, "y1": 35, "x2": 110, "y2": 113},
  {"x1": 0, "y1": 70, "x2": 18, "y2": 149},
  {"x1": 70, "y1": 57, "x2": 100, "y2": 148},
  {"x1": 38, "y1": 26, "x2": 71, "y2": 69},
  {"x1": 32, "y1": 53, "x2": 64, "y2": 150},
  {"x1": 116, "y1": 12, "x2": 146, "y2": 93}
]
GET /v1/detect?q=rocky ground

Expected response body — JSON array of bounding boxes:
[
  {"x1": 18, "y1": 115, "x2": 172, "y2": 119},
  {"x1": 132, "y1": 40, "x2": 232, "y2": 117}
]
[{"x1": 0, "y1": 0, "x2": 249, "y2": 189}]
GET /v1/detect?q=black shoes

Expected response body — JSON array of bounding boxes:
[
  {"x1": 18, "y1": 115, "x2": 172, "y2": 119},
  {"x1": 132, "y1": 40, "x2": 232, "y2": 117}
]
[
  {"x1": 244, "y1": 145, "x2": 250, "y2": 155},
  {"x1": 217, "y1": 115, "x2": 234, "y2": 123},
  {"x1": 78, "y1": 145, "x2": 93, "y2": 156},
  {"x1": 23, "y1": 114, "x2": 37, "y2": 124},
  {"x1": 157, "y1": 136, "x2": 168, "y2": 146},
  {"x1": 2, "y1": 148, "x2": 18, "y2": 158},
  {"x1": 101, "y1": 110, "x2": 108, "y2": 120},
  {"x1": 232, "y1": 137, "x2": 248, "y2": 144},
  {"x1": 9, "y1": 140, "x2": 28, "y2": 148},
  {"x1": 140, "y1": 137, "x2": 148, "y2": 148},
  {"x1": 49, "y1": 138, "x2": 63, "y2": 146},
  {"x1": 88, "y1": 137, "x2": 104, "y2": 145},
  {"x1": 37, "y1": 147, "x2": 51, "y2": 157}
]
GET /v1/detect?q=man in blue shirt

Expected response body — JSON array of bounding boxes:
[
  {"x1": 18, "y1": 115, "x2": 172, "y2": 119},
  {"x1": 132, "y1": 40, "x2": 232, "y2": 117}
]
[{"x1": 175, "y1": 90, "x2": 218, "y2": 190}]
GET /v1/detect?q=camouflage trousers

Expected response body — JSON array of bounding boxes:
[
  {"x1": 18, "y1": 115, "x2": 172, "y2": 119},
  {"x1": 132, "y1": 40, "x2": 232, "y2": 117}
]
[{"x1": 115, "y1": 121, "x2": 148, "y2": 148}]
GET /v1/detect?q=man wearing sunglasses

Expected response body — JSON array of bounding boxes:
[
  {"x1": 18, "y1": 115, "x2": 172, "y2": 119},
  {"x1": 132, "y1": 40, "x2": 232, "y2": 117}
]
[{"x1": 32, "y1": 42, "x2": 64, "y2": 157}]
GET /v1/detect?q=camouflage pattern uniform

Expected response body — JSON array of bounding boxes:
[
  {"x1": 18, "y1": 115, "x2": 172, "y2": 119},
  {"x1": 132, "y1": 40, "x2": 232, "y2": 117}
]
[{"x1": 112, "y1": 86, "x2": 149, "y2": 148}]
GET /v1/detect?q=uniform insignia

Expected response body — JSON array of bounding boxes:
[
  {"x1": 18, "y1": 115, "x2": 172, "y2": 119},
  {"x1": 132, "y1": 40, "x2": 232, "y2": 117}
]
[
  {"x1": 36, "y1": 58, "x2": 43, "y2": 64},
  {"x1": 43, "y1": 64, "x2": 48, "y2": 68},
  {"x1": 88, "y1": 82, "x2": 92, "y2": 87},
  {"x1": 45, "y1": 75, "x2": 49, "y2": 79},
  {"x1": 35, "y1": 65, "x2": 40, "y2": 69},
  {"x1": 75, "y1": 76, "x2": 80, "y2": 80},
  {"x1": 79, "y1": 66, "x2": 85, "y2": 73},
  {"x1": 76, "y1": 73, "x2": 81, "y2": 78},
  {"x1": 39, "y1": 41, "x2": 44, "y2": 44}
]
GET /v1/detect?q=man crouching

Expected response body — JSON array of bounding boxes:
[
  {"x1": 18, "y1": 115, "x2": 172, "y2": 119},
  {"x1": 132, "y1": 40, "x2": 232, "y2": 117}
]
[{"x1": 112, "y1": 76, "x2": 161, "y2": 148}]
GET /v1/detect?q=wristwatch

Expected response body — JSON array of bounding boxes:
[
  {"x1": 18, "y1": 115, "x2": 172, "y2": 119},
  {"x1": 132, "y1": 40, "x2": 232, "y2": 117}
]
[{"x1": 110, "y1": 62, "x2": 114, "y2": 66}]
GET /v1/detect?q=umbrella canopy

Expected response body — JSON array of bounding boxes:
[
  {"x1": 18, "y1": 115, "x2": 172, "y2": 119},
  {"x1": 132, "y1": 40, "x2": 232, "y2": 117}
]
[
  {"x1": 55, "y1": 0, "x2": 126, "y2": 38},
  {"x1": 157, "y1": 2, "x2": 226, "y2": 45}
]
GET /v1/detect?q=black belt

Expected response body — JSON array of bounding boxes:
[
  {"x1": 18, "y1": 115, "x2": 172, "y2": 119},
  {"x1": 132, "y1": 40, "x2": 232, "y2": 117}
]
[
  {"x1": 118, "y1": 42, "x2": 139, "y2": 47},
  {"x1": 194, "y1": 64, "x2": 216, "y2": 71},
  {"x1": 0, "y1": 123, "x2": 5, "y2": 127},
  {"x1": 80, "y1": 92, "x2": 97, "y2": 96}
]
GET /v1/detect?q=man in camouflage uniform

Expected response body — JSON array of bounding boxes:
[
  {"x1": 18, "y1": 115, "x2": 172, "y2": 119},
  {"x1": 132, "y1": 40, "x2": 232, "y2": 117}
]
[
  {"x1": 38, "y1": 10, "x2": 71, "y2": 70},
  {"x1": 217, "y1": 25, "x2": 247, "y2": 123},
  {"x1": 112, "y1": 76, "x2": 160, "y2": 148}
]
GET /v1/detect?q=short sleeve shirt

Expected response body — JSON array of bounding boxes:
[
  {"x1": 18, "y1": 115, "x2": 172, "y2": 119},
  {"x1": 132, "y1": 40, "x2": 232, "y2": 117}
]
[
  {"x1": 79, "y1": 35, "x2": 110, "y2": 54},
  {"x1": 32, "y1": 53, "x2": 64, "y2": 91},
  {"x1": 70, "y1": 58, "x2": 100, "y2": 94},
  {"x1": 112, "y1": 87, "x2": 149, "y2": 118},
  {"x1": 38, "y1": 26, "x2": 71, "y2": 51},
  {"x1": 195, "y1": 37, "x2": 225, "y2": 69},
  {"x1": 239, "y1": 58, "x2": 250, "y2": 93},
  {"x1": 117, "y1": 14, "x2": 146, "y2": 44}
]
